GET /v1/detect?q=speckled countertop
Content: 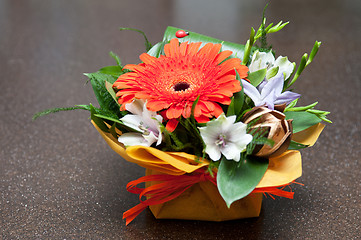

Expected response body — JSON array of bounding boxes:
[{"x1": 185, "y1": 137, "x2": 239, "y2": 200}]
[{"x1": 1, "y1": 0, "x2": 360, "y2": 239}]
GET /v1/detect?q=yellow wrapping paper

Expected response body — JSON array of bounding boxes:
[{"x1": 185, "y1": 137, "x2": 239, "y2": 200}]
[
  {"x1": 92, "y1": 121, "x2": 209, "y2": 175},
  {"x1": 146, "y1": 168, "x2": 263, "y2": 221},
  {"x1": 292, "y1": 123, "x2": 325, "y2": 146},
  {"x1": 92, "y1": 121, "x2": 324, "y2": 221}
]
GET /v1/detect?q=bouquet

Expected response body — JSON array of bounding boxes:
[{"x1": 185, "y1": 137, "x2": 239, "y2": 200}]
[{"x1": 34, "y1": 11, "x2": 330, "y2": 225}]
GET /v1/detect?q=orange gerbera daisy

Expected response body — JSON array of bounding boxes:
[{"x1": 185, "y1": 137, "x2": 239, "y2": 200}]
[{"x1": 113, "y1": 38, "x2": 248, "y2": 131}]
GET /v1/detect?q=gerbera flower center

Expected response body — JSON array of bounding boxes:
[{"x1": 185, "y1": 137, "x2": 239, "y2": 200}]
[{"x1": 173, "y1": 82, "x2": 190, "y2": 91}]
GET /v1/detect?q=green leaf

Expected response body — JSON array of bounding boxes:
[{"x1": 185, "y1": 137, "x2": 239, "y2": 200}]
[
  {"x1": 32, "y1": 106, "x2": 89, "y2": 121},
  {"x1": 267, "y1": 21, "x2": 289, "y2": 34},
  {"x1": 226, "y1": 97, "x2": 235, "y2": 117},
  {"x1": 109, "y1": 51, "x2": 122, "y2": 67},
  {"x1": 287, "y1": 53, "x2": 308, "y2": 88},
  {"x1": 306, "y1": 41, "x2": 321, "y2": 66},
  {"x1": 109, "y1": 123, "x2": 119, "y2": 139},
  {"x1": 94, "y1": 113, "x2": 143, "y2": 134},
  {"x1": 266, "y1": 66, "x2": 279, "y2": 80},
  {"x1": 288, "y1": 140, "x2": 309, "y2": 150},
  {"x1": 90, "y1": 104, "x2": 109, "y2": 132},
  {"x1": 119, "y1": 27, "x2": 152, "y2": 51},
  {"x1": 285, "y1": 111, "x2": 321, "y2": 133},
  {"x1": 76, "y1": 104, "x2": 117, "y2": 118},
  {"x1": 93, "y1": 113, "x2": 123, "y2": 125},
  {"x1": 247, "y1": 68, "x2": 267, "y2": 87},
  {"x1": 98, "y1": 66, "x2": 124, "y2": 78},
  {"x1": 147, "y1": 41, "x2": 165, "y2": 58},
  {"x1": 163, "y1": 26, "x2": 247, "y2": 60},
  {"x1": 217, "y1": 156, "x2": 268, "y2": 208},
  {"x1": 286, "y1": 101, "x2": 318, "y2": 112},
  {"x1": 190, "y1": 95, "x2": 200, "y2": 120},
  {"x1": 84, "y1": 72, "x2": 120, "y2": 115},
  {"x1": 284, "y1": 98, "x2": 299, "y2": 111},
  {"x1": 233, "y1": 70, "x2": 245, "y2": 116},
  {"x1": 105, "y1": 80, "x2": 120, "y2": 107}
]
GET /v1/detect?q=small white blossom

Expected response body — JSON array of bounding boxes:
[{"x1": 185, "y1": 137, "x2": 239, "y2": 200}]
[
  {"x1": 249, "y1": 50, "x2": 295, "y2": 81},
  {"x1": 118, "y1": 99, "x2": 163, "y2": 147},
  {"x1": 199, "y1": 113, "x2": 253, "y2": 162}
]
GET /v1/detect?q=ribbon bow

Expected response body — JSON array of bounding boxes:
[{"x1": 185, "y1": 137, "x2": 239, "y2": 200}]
[{"x1": 123, "y1": 169, "x2": 296, "y2": 225}]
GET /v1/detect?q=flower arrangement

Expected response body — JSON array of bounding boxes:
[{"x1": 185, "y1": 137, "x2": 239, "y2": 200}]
[{"x1": 34, "y1": 11, "x2": 330, "y2": 225}]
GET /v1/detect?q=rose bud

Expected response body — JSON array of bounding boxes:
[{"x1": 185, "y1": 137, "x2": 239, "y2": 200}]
[{"x1": 242, "y1": 106, "x2": 293, "y2": 158}]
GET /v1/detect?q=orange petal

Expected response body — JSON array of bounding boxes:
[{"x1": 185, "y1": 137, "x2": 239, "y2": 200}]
[
  {"x1": 179, "y1": 41, "x2": 188, "y2": 56},
  {"x1": 195, "y1": 115, "x2": 210, "y2": 123},
  {"x1": 186, "y1": 42, "x2": 202, "y2": 55},
  {"x1": 140, "y1": 53, "x2": 157, "y2": 64},
  {"x1": 169, "y1": 38, "x2": 180, "y2": 58},
  {"x1": 147, "y1": 100, "x2": 171, "y2": 111},
  {"x1": 182, "y1": 104, "x2": 192, "y2": 118},
  {"x1": 197, "y1": 42, "x2": 213, "y2": 56},
  {"x1": 166, "y1": 105, "x2": 183, "y2": 119},
  {"x1": 212, "y1": 103, "x2": 223, "y2": 117},
  {"x1": 214, "y1": 50, "x2": 232, "y2": 64},
  {"x1": 166, "y1": 119, "x2": 179, "y2": 132}
]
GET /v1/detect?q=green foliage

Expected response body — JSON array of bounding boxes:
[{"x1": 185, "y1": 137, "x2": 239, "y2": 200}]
[
  {"x1": 285, "y1": 101, "x2": 332, "y2": 123},
  {"x1": 159, "y1": 121, "x2": 204, "y2": 157},
  {"x1": 76, "y1": 104, "x2": 117, "y2": 118},
  {"x1": 285, "y1": 111, "x2": 322, "y2": 133},
  {"x1": 232, "y1": 70, "x2": 245, "y2": 117},
  {"x1": 98, "y1": 66, "x2": 124, "y2": 78},
  {"x1": 89, "y1": 104, "x2": 110, "y2": 132},
  {"x1": 285, "y1": 41, "x2": 322, "y2": 89},
  {"x1": 105, "y1": 81, "x2": 120, "y2": 107},
  {"x1": 247, "y1": 68, "x2": 267, "y2": 87},
  {"x1": 190, "y1": 96, "x2": 200, "y2": 122},
  {"x1": 217, "y1": 156, "x2": 268, "y2": 208},
  {"x1": 163, "y1": 26, "x2": 247, "y2": 60},
  {"x1": 109, "y1": 122, "x2": 119, "y2": 139},
  {"x1": 84, "y1": 72, "x2": 121, "y2": 116},
  {"x1": 259, "y1": 4, "x2": 271, "y2": 50},
  {"x1": 288, "y1": 140, "x2": 309, "y2": 150},
  {"x1": 109, "y1": 51, "x2": 122, "y2": 67},
  {"x1": 285, "y1": 101, "x2": 318, "y2": 112},
  {"x1": 119, "y1": 27, "x2": 152, "y2": 51},
  {"x1": 265, "y1": 66, "x2": 279, "y2": 80},
  {"x1": 226, "y1": 97, "x2": 236, "y2": 117},
  {"x1": 147, "y1": 42, "x2": 165, "y2": 57},
  {"x1": 242, "y1": 8, "x2": 288, "y2": 65},
  {"x1": 32, "y1": 106, "x2": 89, "y2": 121},
  {"x1": 306, "y1": 109, "x2": 332, "y2": 123},
  {"x1": 284, "y1": 98, "x2": 299, "y2": 111}
]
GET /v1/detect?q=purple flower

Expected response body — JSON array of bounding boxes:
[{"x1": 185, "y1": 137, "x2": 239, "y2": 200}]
[{"x1": 241, "y1": 74, "x2": 300, "y2": 110}]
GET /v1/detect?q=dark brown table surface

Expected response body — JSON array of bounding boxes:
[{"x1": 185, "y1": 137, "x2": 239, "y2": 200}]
[{"x1": 1, "y1": 0, "x2": 360, "y2": 239}]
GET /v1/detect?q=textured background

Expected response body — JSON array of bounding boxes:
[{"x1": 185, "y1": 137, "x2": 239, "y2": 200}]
[{"x1": 1, "y1": 0, "x2": 360, "y2": 239}]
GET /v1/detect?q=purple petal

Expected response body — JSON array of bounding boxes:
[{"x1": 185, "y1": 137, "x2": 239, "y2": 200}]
[
  {"x1": 263, "y1": 89, "x2": 277, "y2": 110},
  {"x1": 274, "y1": 91, "x2": 301, "y2": 105},
  {"x1": 260, "y1": 73, "x2": 283, "y2": 100},
  {"x1": 241, "y1": 80, "x2": 261, "y2": 105},
  {"x1": 257, "y1": 80, "x2": 267, "y2": 92}
]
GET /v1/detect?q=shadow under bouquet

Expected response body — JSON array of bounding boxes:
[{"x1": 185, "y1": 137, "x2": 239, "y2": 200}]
[{"x1": 35, "y1": 14, "x2": 330, "y2": 225}]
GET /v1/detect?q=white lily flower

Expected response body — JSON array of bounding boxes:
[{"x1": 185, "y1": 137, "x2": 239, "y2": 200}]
[
  {"x1": 249, "y1": 50, "x2": 295, "y2": 81},
  {"x1": 118, "y1": 99, "x2": 163, "y2": 147},
  {"x1": 248, "y1": 50, "x2": 275, "y2": 73},
  {"x1": 199, "y1": 113, "x2": 253, "y2": 162}
]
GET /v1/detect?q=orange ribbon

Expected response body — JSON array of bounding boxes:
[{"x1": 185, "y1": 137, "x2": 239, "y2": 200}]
[{"x1": 123, "y1": 170, "x2": 296, "y2": 225}]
